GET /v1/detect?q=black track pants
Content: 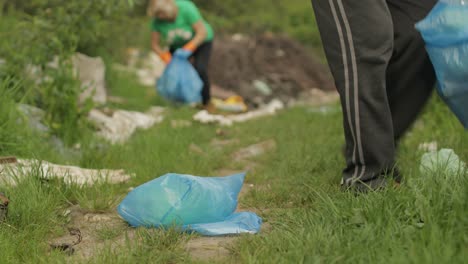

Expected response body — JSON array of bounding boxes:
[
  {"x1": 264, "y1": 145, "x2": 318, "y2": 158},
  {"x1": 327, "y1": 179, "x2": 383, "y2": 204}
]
[{"x1": 311, "y1": 0, "x2": 437, "y2": 183}]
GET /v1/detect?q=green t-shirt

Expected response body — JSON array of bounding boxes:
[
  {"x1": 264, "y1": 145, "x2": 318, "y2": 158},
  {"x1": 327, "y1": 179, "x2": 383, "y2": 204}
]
[{"x1": 151, "y1": 0, "x2": 214, "y2": 49}]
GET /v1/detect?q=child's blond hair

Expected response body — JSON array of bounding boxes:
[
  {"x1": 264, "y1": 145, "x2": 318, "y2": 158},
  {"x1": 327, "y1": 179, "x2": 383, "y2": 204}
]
[{"x1": 147, "y1": 0, "x2": 178, "y2": 19}]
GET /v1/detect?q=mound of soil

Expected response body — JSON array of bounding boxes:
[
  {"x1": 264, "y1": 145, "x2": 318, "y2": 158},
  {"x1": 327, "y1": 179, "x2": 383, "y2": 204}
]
[{"x1": 209, "y1": 34, "x2": 335, "y2": 106}]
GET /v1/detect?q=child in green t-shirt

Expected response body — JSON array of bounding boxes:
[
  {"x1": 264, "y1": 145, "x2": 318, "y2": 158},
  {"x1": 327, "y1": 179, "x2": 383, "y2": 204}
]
[{"x1": 148, "y1": 0, "x2": 214, "y2": 106}]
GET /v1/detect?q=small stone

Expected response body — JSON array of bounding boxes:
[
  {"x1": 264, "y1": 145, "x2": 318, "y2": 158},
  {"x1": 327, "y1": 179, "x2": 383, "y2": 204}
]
[{"x1": 63, "y1": 209, "x2": 72, "y2": 218}]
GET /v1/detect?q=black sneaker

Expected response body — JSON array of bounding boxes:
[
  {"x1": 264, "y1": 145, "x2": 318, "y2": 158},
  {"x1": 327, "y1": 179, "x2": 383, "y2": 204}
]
[{"x1": 341, "y1": 177, "x2": 388, "y2": 193}]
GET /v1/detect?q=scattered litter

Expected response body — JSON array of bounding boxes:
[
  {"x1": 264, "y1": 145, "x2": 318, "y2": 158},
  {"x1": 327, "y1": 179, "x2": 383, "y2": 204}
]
[
  {"x1": 117, "y1": 172, "x2": 262, "y2": 236},
  {"x1": 0, "y1": 192, "x2": 9, "y2": 223},
  {"x1": 233, "y1": 140, "x2": 277, "y2": 162},
  {"x1": 171, "y1": 120, "x2": 192, "y2": 128},
  {"x1": 88, "y1": 107, "x2": 164, "y2": 144},
  {"x1": 194, "y1": 111, "x2": 234, "y2": 126},
  {"x1": 253, "y1": 80, "x2": 272, "y2": 96},
  {"x1": 212, "y1": 96, "x2": 248, "y2": 113},
  {"x1": 210, "y1": 34, "x2": 335, "y2": 107},
  {"x1": 418, "y1": 141, "x2": 438, "y2": 152},
  {"x1": 0, "y1": 158, "x2": 132, "y2": 187},
  {"x1": 50, "y1": 228, "x2": 82, "y2": 256},
  {"x1": 420, "y1": 148, "x2": 466, "y2": 176},
  {"x1": 211, "y1": 84, "x2": 237, "y2": 100},
  {"x1": 194, "y1": 99, "x2": 284, "y2": 126}
]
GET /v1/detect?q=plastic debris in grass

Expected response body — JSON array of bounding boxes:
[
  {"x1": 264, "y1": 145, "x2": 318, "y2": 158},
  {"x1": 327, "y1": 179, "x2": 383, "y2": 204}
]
[
  {"x1": 194, "y1": 99, "x2": 284, "y2": 126},
  {"x1": 0, "y1": 158, "x2": 132, "y2": 187},
  {"x1": 253, "y1": 80, "x2": 272, "y2": 96},
  {"x1": 88, "y1": 107, "x2": 164, "y2": 144},
  {"x1": 212, "y1": 96, "x2": 248, "y2": 113},
  {"x1": 415, "y1": 0, "x2": 468, "y2": 128},
  {"x1": 420, "y1": 148, "x2": 466, "y2": 176},
  {"x1": 117, "y1": 172, "x2": 262, "y2": 236}
]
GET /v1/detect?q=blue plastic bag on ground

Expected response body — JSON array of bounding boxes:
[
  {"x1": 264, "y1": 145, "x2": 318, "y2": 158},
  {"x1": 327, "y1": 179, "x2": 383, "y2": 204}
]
[
  {"x1": 157, "y1": 56, "x2": 203, "y2": 104},
  {"x1": 117, "y1": 173, "x2": 262, "y2": 236},
  {"x1": 415, "y1": 0, "x2": 468, "y2": 128}
]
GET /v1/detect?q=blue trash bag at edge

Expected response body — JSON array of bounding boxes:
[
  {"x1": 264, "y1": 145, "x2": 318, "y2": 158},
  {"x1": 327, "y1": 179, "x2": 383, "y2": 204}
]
[
  {"x1": 117, "y1": 172, "x2": 262, "y2": 236},
  {"x1": 415, "y1": 0, "x2": 468, "y2": 129},
  {"x1": 156, "y1": 56, "x2": 203, "y2": 104}
]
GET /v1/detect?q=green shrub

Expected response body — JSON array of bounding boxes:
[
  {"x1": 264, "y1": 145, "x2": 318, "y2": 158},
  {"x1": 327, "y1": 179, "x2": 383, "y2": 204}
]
[
  {"x1": 0, "y1": 1, "x2": 138, "y2": 144},
  {"x1": 0, "y1": 78, "x2": 31, "y2": 156}
]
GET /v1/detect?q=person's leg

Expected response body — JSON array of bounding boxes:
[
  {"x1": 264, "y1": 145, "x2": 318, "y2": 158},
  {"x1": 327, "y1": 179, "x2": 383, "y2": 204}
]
[
  {"x1": 386, "y1": 0, "x2": 437, "y2": 141},
  {"x1": 311, "y1": 0, "x2": 396, "y2": 188},
  {"x1": 192, "y1": 41, "x2": 213, "y2": 105}
]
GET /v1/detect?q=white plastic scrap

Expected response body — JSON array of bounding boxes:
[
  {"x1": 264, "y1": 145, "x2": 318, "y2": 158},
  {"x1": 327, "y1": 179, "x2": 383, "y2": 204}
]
[
  {"x1": 0, "y1": 159, "x2": 132, "y2": 187},
  {"x1": 88, "y1": 107, "x2": 164, "y2": 144},
  {"x1": 420, "y1": 148, "x2": 466, "y2": 176},
  {"x1": 418, "y1": 141, "x2": 438, "y2": 152},
  {"x1": 194, "y1": 99, "x2": 284, "y2": 126}
]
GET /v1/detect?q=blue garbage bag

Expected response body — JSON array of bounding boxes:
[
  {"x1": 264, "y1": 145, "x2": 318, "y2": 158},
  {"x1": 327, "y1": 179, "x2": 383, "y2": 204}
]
[
  {"x1": 415, "y1": 0, "x2": 468, "y2": 128},
  {"x1": 117, "y1": 173, "x2": 262, "y2": 236},
  {"x1": 156, "y1": 56, "x2": 203, "y2": 104}
]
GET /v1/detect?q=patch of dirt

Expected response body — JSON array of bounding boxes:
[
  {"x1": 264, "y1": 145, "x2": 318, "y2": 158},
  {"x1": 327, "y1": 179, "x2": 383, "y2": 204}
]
[
  {"x1": 185, "y1": 236, "x2": 237, "y2": 262},
  {"x1": 50, "y1": 205, "x2": 135, "y2": 261},
  {"x1": 210, "y1": 34, "x2": 336, "y2": 107}
]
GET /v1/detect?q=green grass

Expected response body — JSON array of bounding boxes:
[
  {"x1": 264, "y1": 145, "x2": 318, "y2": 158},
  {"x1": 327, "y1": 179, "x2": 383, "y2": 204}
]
[{"x1": 0, "y1": 77, "x2": 467, "y2": 264}]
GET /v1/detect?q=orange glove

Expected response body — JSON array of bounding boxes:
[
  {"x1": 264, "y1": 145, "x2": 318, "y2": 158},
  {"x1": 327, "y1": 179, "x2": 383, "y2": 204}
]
[
  {"x1": 159, "y1": 51, "x2": 172, "y2": 64},
  {"x1": 182, "y1": 41, "x2": 197, "y2": 52}
]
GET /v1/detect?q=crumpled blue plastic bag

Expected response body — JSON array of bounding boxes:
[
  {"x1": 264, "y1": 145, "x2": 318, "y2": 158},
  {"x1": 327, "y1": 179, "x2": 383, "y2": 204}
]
[
  {"x1": 117, "y1": 172, "x2": 262, "y2": 236},
  {"x1": 415, "y1": 0, "x2": 468, "y2": 128},
  {"x1": 157, "y1": 56, "x2": 203, "y2": 104}
]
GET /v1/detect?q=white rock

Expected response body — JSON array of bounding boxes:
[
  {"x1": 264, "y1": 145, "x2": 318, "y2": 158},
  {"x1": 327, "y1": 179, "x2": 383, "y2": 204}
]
[
  {"x1": 73, "y1": 53, "x2": 107, "y2": 105},
  {"x1": 0, "y1": 159, "x2": 133, "y2": 187}
]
